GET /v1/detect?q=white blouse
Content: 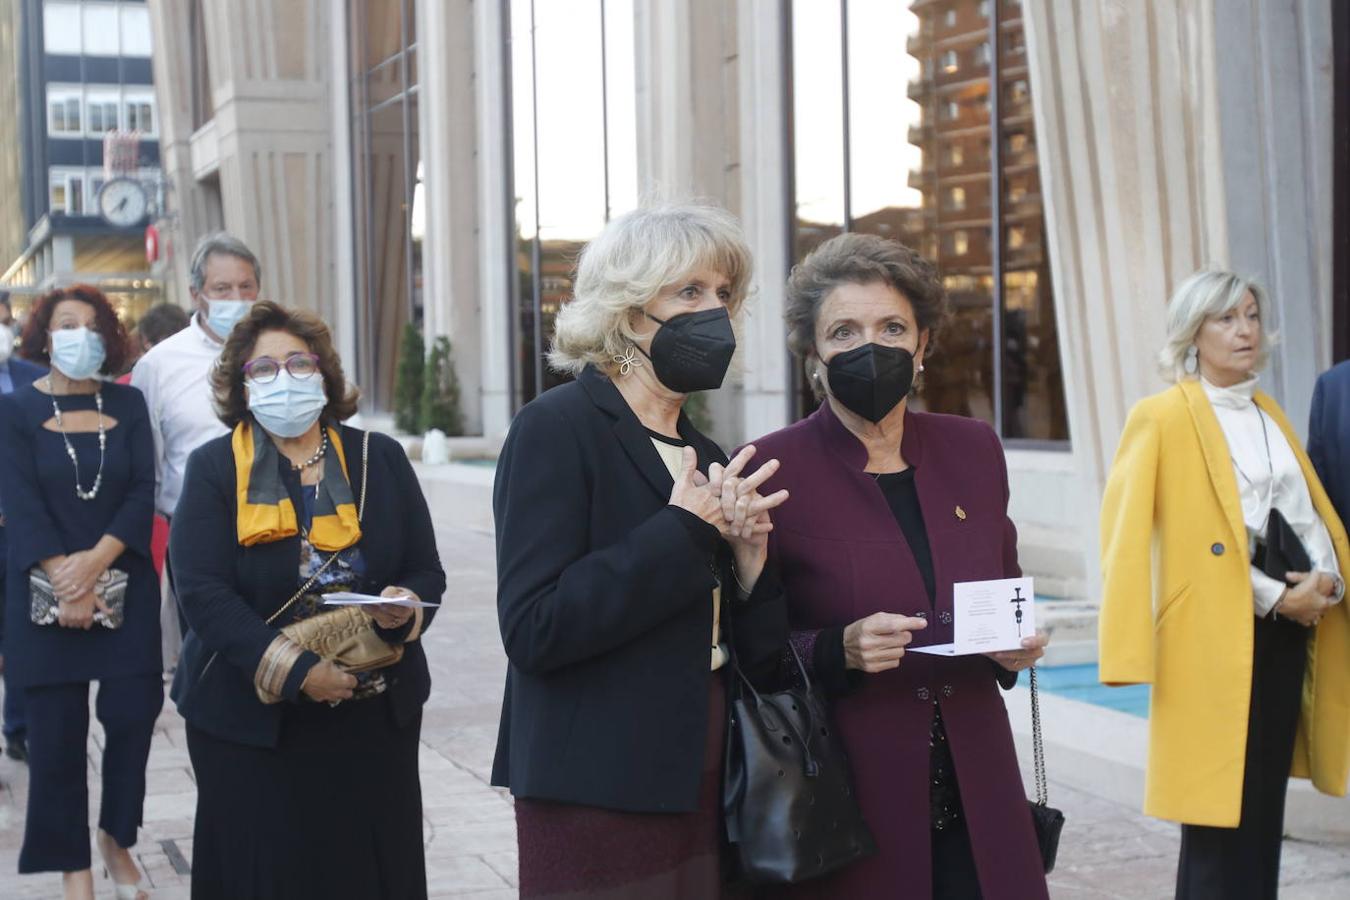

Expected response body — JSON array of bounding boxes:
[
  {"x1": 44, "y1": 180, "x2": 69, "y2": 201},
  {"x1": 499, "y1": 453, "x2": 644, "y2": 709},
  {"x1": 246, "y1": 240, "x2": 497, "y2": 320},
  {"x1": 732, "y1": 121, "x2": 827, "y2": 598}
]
[{"x1": 1201, "y1": 376, "x2": 1343, "y2": 615}]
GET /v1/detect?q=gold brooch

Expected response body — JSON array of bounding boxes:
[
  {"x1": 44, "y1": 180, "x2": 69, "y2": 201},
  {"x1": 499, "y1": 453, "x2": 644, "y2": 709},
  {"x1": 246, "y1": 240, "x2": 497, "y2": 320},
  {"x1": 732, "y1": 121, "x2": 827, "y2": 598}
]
[{"x1": 955, "y1": 506, "x2": 967, "y2": 521}]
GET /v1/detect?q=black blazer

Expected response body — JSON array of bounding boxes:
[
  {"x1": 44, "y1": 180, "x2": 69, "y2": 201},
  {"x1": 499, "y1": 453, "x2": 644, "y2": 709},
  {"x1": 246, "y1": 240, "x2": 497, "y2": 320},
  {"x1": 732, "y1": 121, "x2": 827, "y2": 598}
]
[
  {"x1": 490, "y1": 366, "x2": 787, "y2": 813},
  {"x1": 169, "y1": 425, "x2": 446, "y2": 748}
]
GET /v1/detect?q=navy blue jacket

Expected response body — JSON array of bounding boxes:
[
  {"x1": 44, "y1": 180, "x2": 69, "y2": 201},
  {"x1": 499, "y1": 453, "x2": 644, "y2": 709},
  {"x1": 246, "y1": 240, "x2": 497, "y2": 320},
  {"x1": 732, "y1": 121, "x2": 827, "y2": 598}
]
[
  {"x1": 490, "y1": 367, "x2": 788, "y2": 813},
  {"x1": 169, "y1": 425, "x2": 445, "y2": 748},
  {"x1": 2, "y1": 358, "x2": 45, "y2": 393},
  {"x1": 1310, "y1": 359, "x2": 1350, "y2": 529}
]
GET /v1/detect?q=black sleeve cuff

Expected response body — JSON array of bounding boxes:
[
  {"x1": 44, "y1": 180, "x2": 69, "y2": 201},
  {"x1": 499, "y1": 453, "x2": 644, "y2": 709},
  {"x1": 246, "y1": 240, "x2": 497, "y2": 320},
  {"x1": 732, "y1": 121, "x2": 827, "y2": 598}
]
[
  {"x1": 739, "y1": 558, "x2": 782, "y2": 603},
  {"x1": 813, "y1": 625, "x2": 864, "y2": 696},
  {"x1": 991, "y1": 658, "x2": 1019, "y2": 690},
  {"x1": 282, "y1": 650, "x2": 322, "y2": 701},
  {"x1": 667, "y1": 505, "x2": 721, "y2": 555}
]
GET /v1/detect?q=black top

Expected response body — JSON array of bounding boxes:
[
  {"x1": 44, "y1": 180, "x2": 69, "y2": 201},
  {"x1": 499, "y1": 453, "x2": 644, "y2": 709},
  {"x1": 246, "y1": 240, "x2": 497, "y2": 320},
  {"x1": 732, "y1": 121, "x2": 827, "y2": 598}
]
[
  {"x1": 874, "y1": 469, "x2": 935, "y2": 604},
  {"x1": 169, "y1": 425, "x2": 445, "y2": 749},
  {"x1": 491, "y1": 366, "x2": 788, "y2": 813},
  {"x1": 0, "y1": 383, "x2": 161, "y2": 686}
]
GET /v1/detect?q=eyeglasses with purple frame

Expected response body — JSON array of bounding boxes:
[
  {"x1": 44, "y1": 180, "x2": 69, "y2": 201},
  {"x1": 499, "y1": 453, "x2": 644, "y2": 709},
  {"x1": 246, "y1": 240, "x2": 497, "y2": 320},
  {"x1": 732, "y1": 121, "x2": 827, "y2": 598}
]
[{"x1": 242, "y1": 352, "x2": 321, "y2": 384}]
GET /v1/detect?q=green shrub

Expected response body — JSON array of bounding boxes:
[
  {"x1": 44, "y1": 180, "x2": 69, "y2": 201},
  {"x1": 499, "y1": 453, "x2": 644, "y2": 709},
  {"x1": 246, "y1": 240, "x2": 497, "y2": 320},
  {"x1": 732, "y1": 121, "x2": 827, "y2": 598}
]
[
  {"x1": 393, "y1": 322, "x2": 425, "y2": 434},
  {"x1": 419, "y1": 336, "x2": 465, "y2": 436}
]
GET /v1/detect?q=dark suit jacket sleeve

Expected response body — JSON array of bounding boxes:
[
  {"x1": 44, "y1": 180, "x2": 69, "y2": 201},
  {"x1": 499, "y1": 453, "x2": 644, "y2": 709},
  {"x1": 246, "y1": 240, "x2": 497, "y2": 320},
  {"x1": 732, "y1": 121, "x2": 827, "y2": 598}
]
[
  {"x1": 372, "y1": 436, "x2": 446, "y2": 644},
  {"x1": 494, "y1": 402, "x2": 719, "y2": 675},
  {"x1": 0, "y1": 395, "x2": 67, "y2": 571},
  {"x1": 171, "y1": 445, "x2": 318, "y2": 695},
  {"x1": 103, "y1": 390, "x2": 155, "y2": 559},
  {"x1": 1309, "y1": 371, "x2": 1343, "y2": 520}
]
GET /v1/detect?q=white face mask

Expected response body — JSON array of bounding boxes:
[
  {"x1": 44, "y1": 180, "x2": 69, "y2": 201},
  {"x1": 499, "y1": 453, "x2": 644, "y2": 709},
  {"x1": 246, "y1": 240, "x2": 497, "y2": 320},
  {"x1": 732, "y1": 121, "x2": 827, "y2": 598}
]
[{"x1": 0, "y1": 323, "x2": 13, "y2": 364}]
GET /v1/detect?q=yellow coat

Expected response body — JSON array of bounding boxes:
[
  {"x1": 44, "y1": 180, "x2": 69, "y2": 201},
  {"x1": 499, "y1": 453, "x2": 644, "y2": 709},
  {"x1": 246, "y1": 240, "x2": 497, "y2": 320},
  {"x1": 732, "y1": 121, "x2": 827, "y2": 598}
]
[{"x1": 1098, "y1": 379, "x2": 1350, "y2": 826}]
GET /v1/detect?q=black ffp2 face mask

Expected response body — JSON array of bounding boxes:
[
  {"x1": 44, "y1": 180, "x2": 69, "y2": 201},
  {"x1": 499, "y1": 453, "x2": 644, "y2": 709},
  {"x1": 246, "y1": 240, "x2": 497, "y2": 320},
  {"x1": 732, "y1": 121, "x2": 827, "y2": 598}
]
[
  {"x1": 638, "y1": 307, "x2": 737, "y2": 393},
  {"x1": 823, "y1": 343, "x2": 915, "y2": 423}
]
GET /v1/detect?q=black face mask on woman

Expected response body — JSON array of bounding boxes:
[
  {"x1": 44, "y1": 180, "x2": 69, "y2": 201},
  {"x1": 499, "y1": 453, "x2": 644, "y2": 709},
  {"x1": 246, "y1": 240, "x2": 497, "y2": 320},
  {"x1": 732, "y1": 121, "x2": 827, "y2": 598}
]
[
  {"x1": 823, "y1": 343, "x2": 915, "y2": 423},
  {"x1": 638, "y1": 307, "x2": 737, "y2": 393}
]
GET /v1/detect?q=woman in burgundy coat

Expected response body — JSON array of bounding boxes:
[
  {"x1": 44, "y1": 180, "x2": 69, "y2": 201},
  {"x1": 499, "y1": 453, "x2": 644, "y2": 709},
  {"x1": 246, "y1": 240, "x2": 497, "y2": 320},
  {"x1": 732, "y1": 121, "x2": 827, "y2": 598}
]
[{"x1": 743, "y1": 233, "x2": 1050, "y2": 899}]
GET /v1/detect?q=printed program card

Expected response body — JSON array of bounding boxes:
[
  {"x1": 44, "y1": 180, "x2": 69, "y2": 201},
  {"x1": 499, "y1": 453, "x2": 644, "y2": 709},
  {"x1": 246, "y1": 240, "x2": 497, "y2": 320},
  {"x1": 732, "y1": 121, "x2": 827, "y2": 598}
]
[{"x1": 908, "y1": 576, "x2": 1035, "y2": 656}]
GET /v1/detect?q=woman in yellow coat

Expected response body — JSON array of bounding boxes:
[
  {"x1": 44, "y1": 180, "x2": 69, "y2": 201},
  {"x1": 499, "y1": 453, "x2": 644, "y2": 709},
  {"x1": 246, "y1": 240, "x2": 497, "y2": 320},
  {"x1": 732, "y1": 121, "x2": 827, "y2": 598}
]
[{"x1": 1099, "y1": 268, "x2": 1350, "y2": 899}]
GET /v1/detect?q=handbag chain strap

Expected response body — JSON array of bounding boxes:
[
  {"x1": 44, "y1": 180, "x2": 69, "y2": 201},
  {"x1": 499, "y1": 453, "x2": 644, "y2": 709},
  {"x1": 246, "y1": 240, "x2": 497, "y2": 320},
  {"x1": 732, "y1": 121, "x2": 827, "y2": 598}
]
[
  {"x1": 201, "y1": 430, "x2": 370, "y2": 676},
  {"x1": 1030, "y1": 665, "x2": 1049, "y2": 806},
  {"x1": 264, "y1": 429, "x2": 370, "y2": 626}
]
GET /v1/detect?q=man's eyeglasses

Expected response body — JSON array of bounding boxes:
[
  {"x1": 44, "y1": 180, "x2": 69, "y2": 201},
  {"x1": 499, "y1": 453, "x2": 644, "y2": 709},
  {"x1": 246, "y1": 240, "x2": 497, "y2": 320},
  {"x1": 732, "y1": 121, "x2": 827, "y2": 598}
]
[{"x1": 243, "y1": 352, "x2": 320, "y2": 384}]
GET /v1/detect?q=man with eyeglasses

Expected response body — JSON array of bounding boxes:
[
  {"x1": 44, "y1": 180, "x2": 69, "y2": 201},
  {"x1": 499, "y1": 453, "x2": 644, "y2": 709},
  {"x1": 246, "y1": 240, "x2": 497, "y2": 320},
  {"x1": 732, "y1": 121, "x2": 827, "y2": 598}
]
[{"x1": 130, "y1": 232, "x2": 263, "y2": 669}]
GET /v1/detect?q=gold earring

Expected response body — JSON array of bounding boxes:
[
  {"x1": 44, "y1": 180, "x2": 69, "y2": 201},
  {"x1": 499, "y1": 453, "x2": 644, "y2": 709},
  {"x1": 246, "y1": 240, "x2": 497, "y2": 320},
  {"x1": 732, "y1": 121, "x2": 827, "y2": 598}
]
[{"x1": 613, "y1": 347, "x2": 642, "y2": 376}]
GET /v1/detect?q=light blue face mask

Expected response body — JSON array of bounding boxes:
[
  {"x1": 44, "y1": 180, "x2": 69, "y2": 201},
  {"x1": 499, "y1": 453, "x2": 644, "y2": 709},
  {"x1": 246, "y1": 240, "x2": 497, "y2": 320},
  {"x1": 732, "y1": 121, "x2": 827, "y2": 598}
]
[
  {"x1": 50, "y1": 327, "x2": 106, "y2": 380},
  {"x1": 206, "y1": 300, "x2": 252, "y2": 339},
  {"x1": 247, "y1": 370, "x2": 327, "y2": 438}
]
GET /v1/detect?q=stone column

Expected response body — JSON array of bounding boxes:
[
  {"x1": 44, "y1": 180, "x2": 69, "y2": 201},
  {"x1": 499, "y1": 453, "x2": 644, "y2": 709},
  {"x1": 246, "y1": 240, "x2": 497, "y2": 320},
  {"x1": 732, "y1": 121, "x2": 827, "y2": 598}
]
[
  {"x1": 473, "y1": 0, "x2": 516, "y2": 439},
  {"x1": 417, "y1": 0, "x2": 485, "y2": 434},
  {"x1": 1023, "y1": 0, "x2": 1335, "y2": 604}
]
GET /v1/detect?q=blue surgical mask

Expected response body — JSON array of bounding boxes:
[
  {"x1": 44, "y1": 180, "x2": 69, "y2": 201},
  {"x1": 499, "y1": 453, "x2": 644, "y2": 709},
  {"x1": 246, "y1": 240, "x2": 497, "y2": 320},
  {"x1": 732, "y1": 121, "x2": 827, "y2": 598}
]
[
  {"x1": 206, "y1": 300, "x2": 252, "y2": 339},
  {"x1": 50, "y1": 327, "x2": 106, "y2": 380},
  {"x1": 247, "y1": 370, "x2": 327, "y2": 438}
]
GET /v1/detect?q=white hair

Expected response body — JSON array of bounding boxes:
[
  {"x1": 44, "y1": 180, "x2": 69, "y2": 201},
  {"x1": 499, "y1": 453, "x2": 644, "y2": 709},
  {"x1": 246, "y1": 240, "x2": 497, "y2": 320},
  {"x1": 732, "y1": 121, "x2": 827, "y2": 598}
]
[
  {"x1": 547, "y1": 202, "x2": 754, "y2": 377},
  {"x1": 1158, "y1": 268, "x2": 1276, "y2": 382}
]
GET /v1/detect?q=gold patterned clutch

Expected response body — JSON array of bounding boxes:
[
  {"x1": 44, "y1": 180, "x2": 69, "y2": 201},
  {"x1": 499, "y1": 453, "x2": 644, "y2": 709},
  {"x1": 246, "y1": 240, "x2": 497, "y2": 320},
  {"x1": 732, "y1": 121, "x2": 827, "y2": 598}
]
[
  {"x1": 29, "y1": 567, "x2": 129, "y2": 629},
  {"x1": 255, "y1": 605, "x2": 404, "y2": 704}
]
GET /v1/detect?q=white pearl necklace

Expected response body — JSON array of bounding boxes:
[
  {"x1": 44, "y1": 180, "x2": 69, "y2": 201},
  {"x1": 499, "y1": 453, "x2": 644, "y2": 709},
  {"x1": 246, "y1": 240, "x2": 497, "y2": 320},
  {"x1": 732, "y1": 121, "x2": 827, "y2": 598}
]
[{"x1": 49, "y1": 384, "x2": 106, "y2": 501}]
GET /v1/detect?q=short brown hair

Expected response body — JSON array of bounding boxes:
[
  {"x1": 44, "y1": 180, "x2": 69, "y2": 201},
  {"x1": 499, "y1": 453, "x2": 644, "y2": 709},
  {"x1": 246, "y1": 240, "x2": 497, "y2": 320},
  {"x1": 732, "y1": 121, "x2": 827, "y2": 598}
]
[
  {"x1": 20, "y1": 284, "x2": 131, "y2": 375},
  {"x1": 211, "y1": 301, "x2": 359, "y2": 428},
  {"x1": 785, "y1": 233, "x2": 949, "y2": 370}
]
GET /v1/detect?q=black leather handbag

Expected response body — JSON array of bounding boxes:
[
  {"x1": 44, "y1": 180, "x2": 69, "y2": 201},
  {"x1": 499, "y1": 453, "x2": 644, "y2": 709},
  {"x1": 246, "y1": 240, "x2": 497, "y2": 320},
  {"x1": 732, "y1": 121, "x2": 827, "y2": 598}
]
[
  {"x1": 722, "y1": 641, "x2": 876, "y2": 884},
  {"x1": 1027, "y1": 666, "x2": 1065, "y2": 873},
  {"x1": 1252, "y1": 507, "x2": 1313, "y2": 584}
]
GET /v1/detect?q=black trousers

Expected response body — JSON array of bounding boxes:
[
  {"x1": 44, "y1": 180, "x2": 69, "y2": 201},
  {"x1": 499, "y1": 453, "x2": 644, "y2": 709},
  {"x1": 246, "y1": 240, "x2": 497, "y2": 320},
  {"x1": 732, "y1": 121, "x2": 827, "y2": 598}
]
[
  {"x1": 1176, "y1": 614, "x2": 1308, "y2": 900},
  {"x1": 19, "y1": 674, "x2": 164, "y2": 873},
  {"x1": 933, "y1": 816, "x2": 983, "y2": 899}
]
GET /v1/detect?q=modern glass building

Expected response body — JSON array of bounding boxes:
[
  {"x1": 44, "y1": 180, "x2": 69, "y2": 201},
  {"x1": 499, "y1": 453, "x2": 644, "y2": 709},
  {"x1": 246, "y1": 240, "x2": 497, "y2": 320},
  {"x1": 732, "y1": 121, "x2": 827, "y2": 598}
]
[
  {"x1": 0, "y1": 0, "x2": 163, "y2": 322},
  {"x1": 145, "y1": 0, "x2": 1349, "y2": 644}
]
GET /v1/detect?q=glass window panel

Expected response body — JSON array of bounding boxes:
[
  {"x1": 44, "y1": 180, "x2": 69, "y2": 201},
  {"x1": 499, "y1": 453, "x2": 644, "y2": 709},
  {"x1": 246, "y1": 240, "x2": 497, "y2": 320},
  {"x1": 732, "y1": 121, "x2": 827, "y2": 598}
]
[
  {"x1": 791, "y1": 0, "x2": 845, "y2": 260},
  {"x1": 364, "y1": 0, "x2": 405, "y2": 69},
  {"x1": 69, "y1": 176, "x2": 83, "y2": 214},
  {"x1": 998, "y1": 0, "x2": 1066, "y2": 441},
  {"x1": 50, "y1": 181, "x2": 66, "y2": 212},
  {"x1": 506, "y1": 0, "x2": 637, "y2": 407},
  {"x1": 906, "y1": 0, "x2": 994, "y2": 426}
]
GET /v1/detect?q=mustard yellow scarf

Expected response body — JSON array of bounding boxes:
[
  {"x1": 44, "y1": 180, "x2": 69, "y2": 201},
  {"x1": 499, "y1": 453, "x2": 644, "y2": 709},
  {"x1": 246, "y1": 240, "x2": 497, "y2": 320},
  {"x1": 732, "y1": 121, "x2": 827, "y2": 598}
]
[{"x1": 232, "y1": 422, "x2": 362, "y2": 552}]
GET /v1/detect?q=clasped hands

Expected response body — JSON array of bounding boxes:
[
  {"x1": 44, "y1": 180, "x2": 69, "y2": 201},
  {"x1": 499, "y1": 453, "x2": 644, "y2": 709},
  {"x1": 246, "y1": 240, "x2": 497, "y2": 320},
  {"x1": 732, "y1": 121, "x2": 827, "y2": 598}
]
[
  {"x1": 301, "y1": 585, "x2": 418, "y2": 704},
  {"x1": 47, "y1": 549, "x2": 114, "y2": 630},
  {"x1": 1277, "y1": 570, "x2": 1339, "y2": 627},
  {"x1": 668, "y1": 444, "x2": 790, "y2": 590}
]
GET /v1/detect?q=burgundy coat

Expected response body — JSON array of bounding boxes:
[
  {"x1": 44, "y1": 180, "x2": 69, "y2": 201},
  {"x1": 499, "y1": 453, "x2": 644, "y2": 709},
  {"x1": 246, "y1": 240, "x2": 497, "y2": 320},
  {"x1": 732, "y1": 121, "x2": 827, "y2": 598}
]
[{"x1": 747, "y1": 402, "x2": 1049, "y2": 899}]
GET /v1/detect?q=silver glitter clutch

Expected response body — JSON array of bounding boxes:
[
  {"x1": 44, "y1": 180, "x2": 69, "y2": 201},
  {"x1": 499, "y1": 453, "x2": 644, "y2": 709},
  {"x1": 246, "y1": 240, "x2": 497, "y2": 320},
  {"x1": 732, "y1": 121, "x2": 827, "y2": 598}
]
[{"x1": 29, "y1": 567, "x2": 128, "y2": 629}]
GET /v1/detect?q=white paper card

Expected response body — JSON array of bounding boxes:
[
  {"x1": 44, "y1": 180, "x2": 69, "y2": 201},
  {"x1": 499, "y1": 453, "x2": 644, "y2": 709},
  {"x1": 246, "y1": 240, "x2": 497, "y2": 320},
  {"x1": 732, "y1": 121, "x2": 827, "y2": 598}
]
[
  {"x1": 321, "y1": 592, "x2": 439, "y2": 609},
  {"x1": 908, "y1": 576, "x2": 1034, "y2": 656}
]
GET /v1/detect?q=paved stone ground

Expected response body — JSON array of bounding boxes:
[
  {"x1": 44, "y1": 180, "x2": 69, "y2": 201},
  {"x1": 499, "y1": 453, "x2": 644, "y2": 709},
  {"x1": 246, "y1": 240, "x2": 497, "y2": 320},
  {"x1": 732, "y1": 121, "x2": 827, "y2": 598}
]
[{"x1": 0, "y1": 521, "x2": 1347, "y2": 898}]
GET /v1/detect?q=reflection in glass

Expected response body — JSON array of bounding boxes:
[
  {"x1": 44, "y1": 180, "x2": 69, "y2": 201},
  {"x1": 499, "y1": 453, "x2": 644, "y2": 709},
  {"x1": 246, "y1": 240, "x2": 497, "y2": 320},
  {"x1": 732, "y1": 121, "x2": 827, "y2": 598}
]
[
  {"x1": 508, "y1": 0, "x2": 639, "y2": 408},
  {"x1": 787, "y1": 0, "x2": 1067, "y2": 442},
  {"x1": 349, "y1": 0, "x2": 420, "y2": 410}
]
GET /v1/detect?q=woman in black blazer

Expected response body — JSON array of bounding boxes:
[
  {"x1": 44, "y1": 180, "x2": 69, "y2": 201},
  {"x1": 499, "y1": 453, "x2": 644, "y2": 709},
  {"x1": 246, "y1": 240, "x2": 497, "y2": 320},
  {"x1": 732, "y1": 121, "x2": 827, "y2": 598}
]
[
  {"x1": 169, "y1": 303, "x2": 445, "y2": 900},
  {"x1": 492, "y1": 202, "x2": 790, "y2": 898}
]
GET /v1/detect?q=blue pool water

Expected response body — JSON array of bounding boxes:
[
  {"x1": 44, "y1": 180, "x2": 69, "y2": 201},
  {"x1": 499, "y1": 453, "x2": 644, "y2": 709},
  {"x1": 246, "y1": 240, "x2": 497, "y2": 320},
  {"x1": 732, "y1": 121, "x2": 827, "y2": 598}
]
[{"x1": 1036, "y1": 663, "x2": 1150, "y2": 718}]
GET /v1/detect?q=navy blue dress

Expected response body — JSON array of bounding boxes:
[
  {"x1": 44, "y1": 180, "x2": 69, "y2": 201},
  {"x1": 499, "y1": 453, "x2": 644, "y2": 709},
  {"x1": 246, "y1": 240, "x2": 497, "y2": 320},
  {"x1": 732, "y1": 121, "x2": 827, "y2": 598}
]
[{"x1": 0, "y1": 382, "x2": 161, "y2": 685}]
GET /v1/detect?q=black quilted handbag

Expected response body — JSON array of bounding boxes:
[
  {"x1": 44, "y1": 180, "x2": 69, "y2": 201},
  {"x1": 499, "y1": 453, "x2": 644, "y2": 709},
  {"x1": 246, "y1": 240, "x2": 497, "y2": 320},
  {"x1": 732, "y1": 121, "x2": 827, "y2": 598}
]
[
  {"x1": 1027, "y1": 666, "x2": 1065, "y2": 873},
  {"x1": 722, "y1": 641, "x2": 876, "y2": 884}
]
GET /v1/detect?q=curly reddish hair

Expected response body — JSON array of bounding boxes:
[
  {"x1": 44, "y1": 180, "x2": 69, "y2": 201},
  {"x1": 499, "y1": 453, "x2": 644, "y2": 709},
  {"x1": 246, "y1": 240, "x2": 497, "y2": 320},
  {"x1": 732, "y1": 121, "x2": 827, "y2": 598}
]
[
  {"x1": 20, "y1": 284, "x2": 131, "y2": 375},
  {"x1": 211, "y1": 301, "x2": 360, "y2": 427}
]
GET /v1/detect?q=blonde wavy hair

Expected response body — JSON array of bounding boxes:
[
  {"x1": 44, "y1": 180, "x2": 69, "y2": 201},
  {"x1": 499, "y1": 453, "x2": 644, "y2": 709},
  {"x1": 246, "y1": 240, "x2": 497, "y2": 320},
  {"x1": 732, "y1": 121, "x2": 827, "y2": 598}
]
[
  {"x1": 548, "y1": 202, "x2": 754, "y2": 377},
  {"x1": 1158, "y1": 268, "x2": 1276, "y2": 382}
]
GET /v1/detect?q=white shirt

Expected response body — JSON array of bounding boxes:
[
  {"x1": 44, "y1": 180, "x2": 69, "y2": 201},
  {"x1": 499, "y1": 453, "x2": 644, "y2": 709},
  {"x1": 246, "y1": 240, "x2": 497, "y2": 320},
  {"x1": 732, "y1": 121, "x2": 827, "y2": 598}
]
[
  {"x1": 130, "y1": 313, "x2": 230, "y2": 517},
  {"x1": 1201, "y1": 375, "x2": 1343, "y2": 616}
]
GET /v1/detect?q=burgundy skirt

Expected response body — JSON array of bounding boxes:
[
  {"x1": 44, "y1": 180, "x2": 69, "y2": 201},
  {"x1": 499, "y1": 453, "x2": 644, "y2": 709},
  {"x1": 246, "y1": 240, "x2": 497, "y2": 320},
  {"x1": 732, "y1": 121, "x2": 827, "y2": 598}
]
[{"x1": 515, "y1": 677, "x2": 733, "y2": 899}]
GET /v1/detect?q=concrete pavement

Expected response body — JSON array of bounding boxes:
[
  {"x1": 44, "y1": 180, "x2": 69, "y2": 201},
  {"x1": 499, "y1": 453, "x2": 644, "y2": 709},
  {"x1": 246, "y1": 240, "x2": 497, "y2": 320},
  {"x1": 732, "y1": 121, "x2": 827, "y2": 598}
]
[{"x1": 0, "y1": 519, "x2": 1347, "y2": 898}]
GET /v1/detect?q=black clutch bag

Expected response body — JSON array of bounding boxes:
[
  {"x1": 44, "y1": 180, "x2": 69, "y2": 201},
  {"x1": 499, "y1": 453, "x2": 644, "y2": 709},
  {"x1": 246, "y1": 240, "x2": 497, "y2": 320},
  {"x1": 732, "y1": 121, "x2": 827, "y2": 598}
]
[
  {"x1": 1251, "y1": 507, "x2": 1313, "y2": 583},
  {"x1": 722, "y1": 642, "x2": 876, "y2": 885},
  {"x1": 1027, "y1": 666, "x2": 1064, "y2": 873}
]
